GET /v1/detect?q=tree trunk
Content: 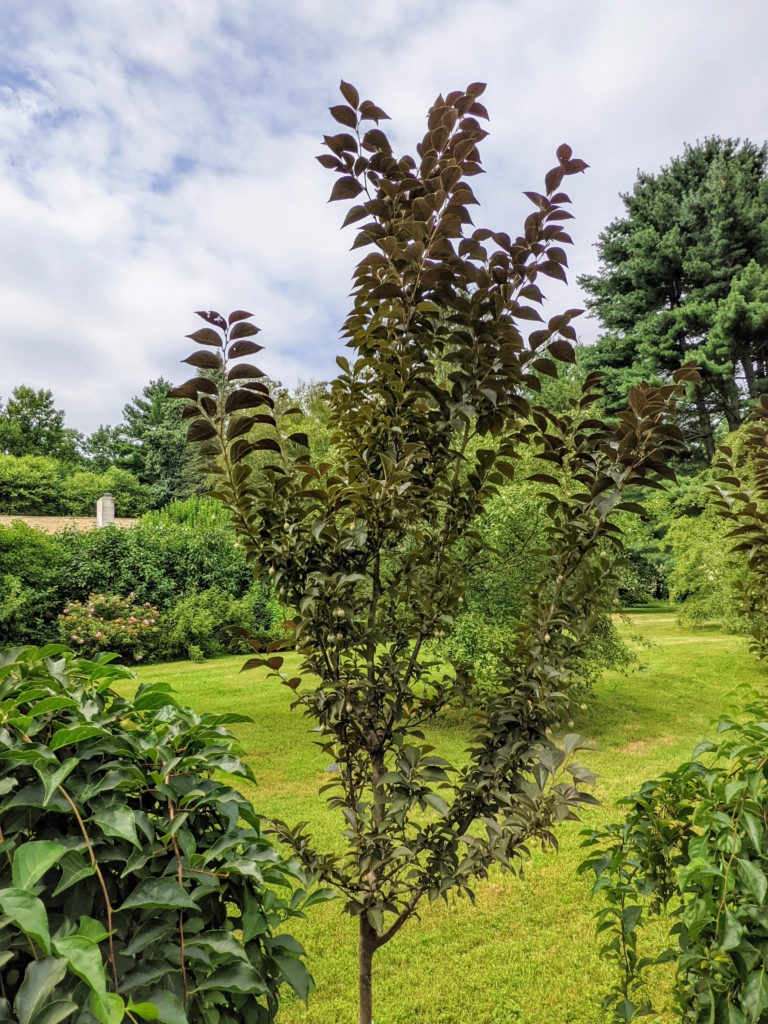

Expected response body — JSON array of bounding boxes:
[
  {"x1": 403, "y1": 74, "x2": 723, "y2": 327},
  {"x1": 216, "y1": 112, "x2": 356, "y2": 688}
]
[
  {"x1": 742, "y1": 357, "x2": 757, "y2": 399},
  {"x1": 359, "y1": 917, "x2": 378, "y2": 1024},
  {"x1": 693, "y1": 387, "x2": 716, "y2": 460}
]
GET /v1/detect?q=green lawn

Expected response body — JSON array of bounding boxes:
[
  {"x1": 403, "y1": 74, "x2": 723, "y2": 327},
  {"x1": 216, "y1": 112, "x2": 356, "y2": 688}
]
[{"x1": 135, "y1": 614, "x2": 767, "y2": 1024}]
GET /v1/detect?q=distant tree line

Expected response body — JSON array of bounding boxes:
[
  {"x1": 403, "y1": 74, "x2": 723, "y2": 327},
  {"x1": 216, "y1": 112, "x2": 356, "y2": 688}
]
[{"x1": 0, "y1": 378, "x2": 203, "y2": 515}]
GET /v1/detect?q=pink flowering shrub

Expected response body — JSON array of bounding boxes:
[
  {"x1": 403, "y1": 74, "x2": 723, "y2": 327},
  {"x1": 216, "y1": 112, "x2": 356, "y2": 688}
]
[{"x1": 57, "y1": 592, "x2": 162, "y2": 663}]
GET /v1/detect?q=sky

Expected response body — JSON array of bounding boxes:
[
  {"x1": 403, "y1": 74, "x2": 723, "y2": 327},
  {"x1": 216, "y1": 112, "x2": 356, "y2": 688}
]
[{"x1": 1, "y1": 1, "x2": 768, "y2": 434}]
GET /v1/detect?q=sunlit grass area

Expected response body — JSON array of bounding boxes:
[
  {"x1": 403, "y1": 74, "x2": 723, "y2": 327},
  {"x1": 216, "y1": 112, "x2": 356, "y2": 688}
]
[{"x1": 135, "y1": 615, "x2": 767, "y2": 1024}]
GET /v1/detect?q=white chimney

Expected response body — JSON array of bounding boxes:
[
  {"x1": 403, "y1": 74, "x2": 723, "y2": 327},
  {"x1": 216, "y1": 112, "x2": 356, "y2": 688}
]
[{"x1": 96, "y1": 493, "x2": 115, "y2": 528}]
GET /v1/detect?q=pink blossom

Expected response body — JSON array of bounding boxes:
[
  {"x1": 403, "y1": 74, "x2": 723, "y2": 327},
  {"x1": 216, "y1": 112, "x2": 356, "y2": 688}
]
[
  {"x1": 135, "y1": 654, "x2": 143, "y2": 661},
  {"x1": 149, "y1": 618, "x2": 156, "y2": 624},
  {"x1": 78, "y1": 639, "x2": 84, "y2": 644},
  {"x1": 129, "y1": 616, "x2": 137, "y2": 622},
  {"x1": 145, "y1": 602, "x2": 151, "y2": 608},
  {"x1": 71, "y1": 634, "x2": 77, "y2": 640},
  {"x1": 142, "y1": 619, "x2": 149, "y2": 626},
  {"x1": 95, "y1": 632, "x2": 102, "y2": 639}
]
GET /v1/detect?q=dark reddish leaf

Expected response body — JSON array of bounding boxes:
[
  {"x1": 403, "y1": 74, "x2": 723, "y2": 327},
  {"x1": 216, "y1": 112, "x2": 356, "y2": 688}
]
[
  {"x1": 565, "y1": 158, "x2": 589, "y2": 175},
  {"x1": 538, "y1": 261, "x2": 568, "y2": 283},
  {"x1": 330, "y1": 104, "x2": 357, "y2": 128},
  {"x1": 230, "y1": 321, "x2": 261, "y2": 340},
  {"x1": 241, "y1": 658, "x2": 266, "y2": 672},
  {"x1": 468, "y1": 102, "x2": 489, "y2": 120},
  {"x1": 195, "y1": 310, "x2": 227, "y2": 330},
  {"x1": 186, "y1": 328, "x2": 223, "y2": 347},
  {"x1": 227, "y1": 416, "x2": 257, "y2": 441},
  {"x1": 556, "y1": 143, "x2": 573, "y2": 164},
  {"x1": 342, "y1": 205, "x2": 368, "y2": 228},
  {"x1": 253, "y1": 438, "x2": 281, "y2": 453},
  {"x1": 358, "y1": 101, "x2": 390, "y2": 122},
  {"x1": 466, "y1": 82, "x2": 487, "y2": 97},
  {"x1": 339, "y1": 80, "x2": 359, "y2": 108},
  {"x1": 229, "y1": 340, "x2": 263, "y2": 359},
  {"x1": 531, "y1": 358, "x2": 558, "y2": 378},
  {"x1": 545, "y1": 166, "x2": 565, "y2": 194},
  {"x1": 168, "y1": 385, "x2": 198, "y2": 400},
  {"x1": 329, "y1": 176, "x2": 364, "y2": 202},
  {"x1": 228, "y1": 362, "x2": 265, "y2": 380},
  {"x1": 548, "y1": 340, "x2": 576, "y2": 363},
  {"x1": 371, "y1": 283, "x2": 405, "y2": 299},
  {"x1": 228, "y1": 310, "x2": 254, "y2": 325},
  {"x1": 316, "y1": 154, "x2": 343, "y2": 170},
  {"x1": 183, "y1": 350, "x2": 221, "y2": 370},
  {"x1": 187, "y1": 420, "x2": 217, "y2": 442},
  {"x1": 288, "y1": 433, "x2": 310, "y2": 447},
  {"x1": 265, "y1": 656, "x2": 284, "y2": 670},
  {"x1": 225, "y1": 390, "x2": 270, "y2": 414},
  {"x1": 182, "y1": 377, "x2": 218, "y2": 395}
]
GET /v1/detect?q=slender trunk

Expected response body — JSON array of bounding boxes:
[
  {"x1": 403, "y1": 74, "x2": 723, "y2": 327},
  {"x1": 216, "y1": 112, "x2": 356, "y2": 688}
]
[
  {"x1": 359, "y1": 917, "x2": 378, "y2": 1024},
  {"x1": 693, "y1": 387, "x2": 716, "y2": 460},
  {"x1": 743, "y1": 357, "x2": 757, "y2": 399}
]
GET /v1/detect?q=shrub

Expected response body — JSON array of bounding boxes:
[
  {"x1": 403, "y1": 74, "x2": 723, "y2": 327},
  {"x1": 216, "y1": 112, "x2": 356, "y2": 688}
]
[
  {"x1": 164, "y1": 587, "x2": 280, "y2": 661},
  {"x1": 0, "y1": 498, "x2": 279, "y2": 654},
  {"x1": 0, "y1": 522, "x2": 68, "y2": 647},
  {"x1": 57, "y1": 594, "x2": 162, "y2": 663},
  {"x1": 60, "y1": 466, "x2": 154, "y2": 517},
  {"x1": 0, "y1": 454, "x2": 65, "y2": 515},
  {"x1": 0, "y1": 644, "x2": 329, "y2": 1024}
]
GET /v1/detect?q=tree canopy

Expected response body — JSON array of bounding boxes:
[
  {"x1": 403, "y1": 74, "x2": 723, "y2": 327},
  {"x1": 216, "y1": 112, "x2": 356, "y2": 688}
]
[{"x1": 580, "y1": 136, "x2": 768, "y2": 459}]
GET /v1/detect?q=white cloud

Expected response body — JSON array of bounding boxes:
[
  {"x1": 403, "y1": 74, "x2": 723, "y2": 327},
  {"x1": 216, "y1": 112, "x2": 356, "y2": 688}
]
[{"x1": 0, "y1": 0, "x2": 767, "y2": 431}]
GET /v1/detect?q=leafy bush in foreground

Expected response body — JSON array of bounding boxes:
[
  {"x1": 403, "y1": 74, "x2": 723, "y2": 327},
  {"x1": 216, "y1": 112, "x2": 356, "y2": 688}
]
[{"x1": 0, "y1": 645, "x2": 328, "y2": 1024}]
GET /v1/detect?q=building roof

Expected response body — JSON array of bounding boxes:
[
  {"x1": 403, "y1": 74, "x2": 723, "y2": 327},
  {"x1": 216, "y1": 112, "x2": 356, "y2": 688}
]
[{"x1": 0, "y1": 516, "x2": 138, "y2": 536}]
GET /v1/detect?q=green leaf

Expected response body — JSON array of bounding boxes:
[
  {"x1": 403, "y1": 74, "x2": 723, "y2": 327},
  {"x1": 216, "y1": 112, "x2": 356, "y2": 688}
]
[
  {"x1": 118, "y1": 877, "x2": 198, "y2": 911},
  {"x1": 0, "y1": 886, "x2": 51, "y2": 953},
  {"x1": 77, "y1": 916, "x2": 110, "y2": 943},
  {"x1": 195, "y1": 962, "x2": 267, "y2": 995},
  {"x1": 274, "y1": 953, "x2": 313, "y2": 1003},
  {"x1": 122, "y1": 923, "x2": 175, "y2": 956},
  {"x1": 49, "y1": 725, "x2": 104, "y2": 751},
  {"x1": 53, "y1": 934, "x2": 108, "y2": 993},
  {"x1": 12, "y1": 841, "x2": 66, "y2": 890},
  {"x1": 127, "y1": 1002, "x2": 160, "y2": 1022},
  {"x1": 29, "y1": 697, "x2": 79, "y2": 717},
  {"x1": 52, "y1": 850, "x2": 95, "y2": 896},
  {"x1": 29, "y1": 1001, "x2": 78, "y2": 1024},
  {"x1": 91, "y1": 805, "x2": 140, "y2": 847},
  {"x1": 739, "y1": 859, "x2": 768, "y2": 905},
  {"x1": 187, "y1": 929, "x2": 249, "y2": 962},
  {"x1": 423, "y1": 792, "x2": 449, "y2": 816},
  {"x1": 146, "y1": 992, "x2": 188, "y2": 1024},
  {"x1": 89, "y1": 992, "x2": 124, "y2": 1024},
  {"x1": 742, "y1": 968, "x2": 768, "y2": 1022},
  {"x1": 14, "y1": 956, "x2": 67, "y2": 1024},
  {"x1": 35, "y1": 758, "x2": 78, "y2": 807},
  {"x1": 720, "y1": 908, "x2": 743, "y2": 951}
]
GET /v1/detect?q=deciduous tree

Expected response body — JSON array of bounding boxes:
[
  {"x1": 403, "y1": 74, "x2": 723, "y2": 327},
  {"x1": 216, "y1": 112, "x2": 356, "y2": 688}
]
[{"x1": 174, "y1": 82, "x2": 697, "y2": 1023}]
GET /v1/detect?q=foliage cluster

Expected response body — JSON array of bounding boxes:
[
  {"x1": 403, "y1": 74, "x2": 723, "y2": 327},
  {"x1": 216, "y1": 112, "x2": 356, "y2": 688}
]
[
  {"x1": 580, "y1": 136, "x2": 768, "y2": 460},
  {"x1": 0, "y1": 380, "x2": 204, "y2": 519},
  {"x1": 0, "y1": 499, "x2": 279, "y2": 656},
  {"x1": 0, "y1": 644, "x2": 327, "y2": 1024},
  {"x1": 582, "y1": 398, "x2": 768, "y2": 1022},
  {"x1": 0, "y1": 457, "x2": 153, "y2": 519}
]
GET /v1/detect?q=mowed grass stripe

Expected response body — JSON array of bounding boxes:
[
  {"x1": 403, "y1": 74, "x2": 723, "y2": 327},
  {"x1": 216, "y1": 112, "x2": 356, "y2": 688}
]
[{"x1": 134, "y1": 615, "x2": 767, "y2": 1024}]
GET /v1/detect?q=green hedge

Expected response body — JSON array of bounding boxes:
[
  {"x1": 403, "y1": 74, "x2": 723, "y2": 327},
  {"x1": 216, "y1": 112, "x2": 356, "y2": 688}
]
[{"x1": 0, "y1": 497, "x2": 278, "y2": 657}]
